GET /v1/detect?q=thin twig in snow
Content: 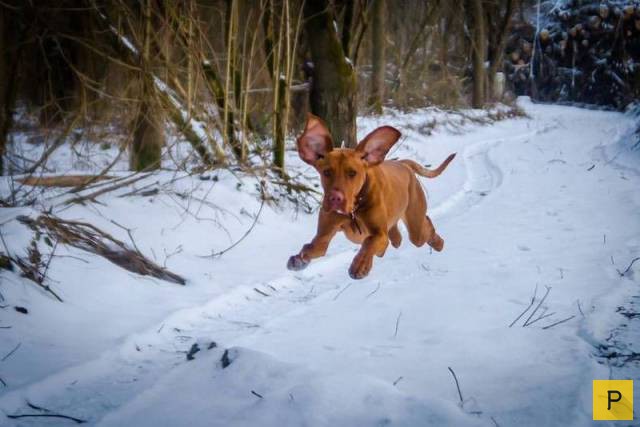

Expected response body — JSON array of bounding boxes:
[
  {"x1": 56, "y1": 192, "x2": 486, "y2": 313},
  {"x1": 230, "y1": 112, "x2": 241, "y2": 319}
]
[
  {"x1": 40, "y1": 238, "x2": 60, "y2": 295},
  {"x1": 27, "y1": 401, "x2": 54, "y2": 412},
  {"x1": 524, "y1": 311, "x2": 556, "y2": 326},
  {"x1": 365, "y1": 282, "x2": 381, "y2": 299},
  {"x1": 509, "y1": 284, "x2": 538, "y2": 327},
  {"x1": 62, "y1": 173, "x2": 150, "y2": 206},
  {"x1": 253, "y1": 288, "x2": 269, "y2": 297},
  {"x1": 7, "y1": 413, "x2": 86, "y2": 424},
  {"x1": 251, "y1": 390, "x2": 263, "y2": 398},
  {"x1": 333, "y1": 283, "x2": 353, "y2": 301},
  {"x1": 0, "y1": 377, "x2": 6, "y2": 387},
  {"x1": 2, "y1": 343, "x2": 21, "y2": 361},
  {"x1": 393, "y1": 311, "x2": 402, "y2": 338},
  {"x1": 616, "y1": 257, "x2": 640, "y2": 277},
  {"x1": 110, "y1": 220, "x2": 143, "y2": 255},
  {"x1": 447, "y1": 366, "x2": 464, "y2": 406},
  {"x1": 393, "y1": 376, "x2": 403, "y2": 386},
  {"x1": 577, "y1": 300, "x2": 585, "y2": 317},
  {"x1": 199, "y1": 198, "x2": 265, "y2": 258},
  {"x1": 523, "y1": 286, "x2": 551, "y2": 327},
  {"x1": 542, "y1": 315, "x2": 576, "y2": 329}
]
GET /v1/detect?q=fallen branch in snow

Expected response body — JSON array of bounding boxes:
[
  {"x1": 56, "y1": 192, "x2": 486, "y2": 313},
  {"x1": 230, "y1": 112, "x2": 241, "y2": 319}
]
[
  {"x1": 616, "y1": 257, "x2": 640, "y2": 277},
  {"x1": 17, "y1": 215, "x2": 186, "y2": 285},
  {"x1": 523, "y1": 311, "x2": 556, "y2": 327},
  {"x1": 0, "y1": 377, "x2": 6, "y2": 387},
  {"x1": 447, "y1": 367, "x2": 464, "y2": 406},
  {"x1": 62, "y1": 173, "x2": 151, "y2": 206},
  {"x1": 6, "y1": 413, "x2": 86, "y2": 424},
  {"x1": 509, "y1": 284, "x2": 538, "y2": 327},
  {"x1": 542, "y1": 315, "x2": 576, "y2": 330},
  {"x1": 251, "y1": 390, "x2": 264, "y2": 399},
  {"x1": 7, "y1": 401, "x2": 86, "y2": 424},
  {"x1": 523, "y1": 286, "x2": 552, "y2": 327},
  {"x1": 393, "y1": 376, "x2": 403, "y2": 386}
]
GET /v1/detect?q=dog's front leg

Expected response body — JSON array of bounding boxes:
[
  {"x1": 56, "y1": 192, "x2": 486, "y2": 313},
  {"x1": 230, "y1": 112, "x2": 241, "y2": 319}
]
[
  {"x1": 349, "y1": 228, "x2": 389, "y2": 279},
  {"x1": 287, "y1": 213, "x2": 343, "y2": 271}
]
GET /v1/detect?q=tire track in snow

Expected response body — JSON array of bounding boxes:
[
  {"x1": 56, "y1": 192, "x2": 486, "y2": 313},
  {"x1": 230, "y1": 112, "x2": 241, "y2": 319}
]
[{"x1": 430, "y1": 131, "x2": 535, "y2": 221}]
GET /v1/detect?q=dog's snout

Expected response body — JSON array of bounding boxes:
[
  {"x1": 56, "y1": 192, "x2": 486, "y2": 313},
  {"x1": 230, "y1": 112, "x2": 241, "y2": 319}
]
[{"x1": 328, "y1": 189, "x2": 345, "y2": 210}]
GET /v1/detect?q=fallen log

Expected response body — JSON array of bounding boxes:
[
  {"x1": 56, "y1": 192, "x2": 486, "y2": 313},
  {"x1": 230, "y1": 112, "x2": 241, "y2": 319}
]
[{"x1": 18, "y1": 175, "x2": 114, "y2": 188}]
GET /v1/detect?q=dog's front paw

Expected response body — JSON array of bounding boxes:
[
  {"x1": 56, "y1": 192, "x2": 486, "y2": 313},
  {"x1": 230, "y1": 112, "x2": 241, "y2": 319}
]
[
  {"x1": 349, "y1": 254, "x2": 372, "y2": 279},
  {"x1": 287, "y1": 254, "x2": 309, "y2": 271}
]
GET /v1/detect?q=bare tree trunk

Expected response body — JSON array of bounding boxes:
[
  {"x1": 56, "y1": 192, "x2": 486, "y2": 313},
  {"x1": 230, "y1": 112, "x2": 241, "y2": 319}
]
[
  {"x1": 130, "y1": 0, "x2": 163, "y2": 171},
  {"x1": 368, "y1": 0, "x2": 385, "y2": 114},
  {"x1": 0, "y1": 7, "x2": 23, "y2": 175},
  {"x1": 0, "y1": 6, "x2": 6, "y2": 175},
  {"x1": 468, "y1": 0, "x2": 487, "y2": 108},
  {"x1": 263, "y1": 0, "x2": 288, "y2": 172},
  {"x1": 487, "y1": 0, "x2": 515, "y2": 101},
  {"x1": 304, "y1": 0, "x2": 357, "y2": 148},
  {"x1": 224, "y1": 0, "x2": 244, "y2": 161}
]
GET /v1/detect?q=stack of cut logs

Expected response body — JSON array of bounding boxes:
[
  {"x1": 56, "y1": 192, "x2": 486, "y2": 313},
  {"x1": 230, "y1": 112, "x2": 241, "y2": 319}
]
[{"x1": 504, "y1": 0, "x2": 640, "y2": 109}]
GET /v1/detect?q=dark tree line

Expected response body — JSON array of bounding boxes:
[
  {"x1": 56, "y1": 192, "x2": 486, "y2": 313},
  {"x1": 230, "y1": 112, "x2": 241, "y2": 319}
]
[{"x1": 0, "y1": 0, "x2": 636, "y2": 178}]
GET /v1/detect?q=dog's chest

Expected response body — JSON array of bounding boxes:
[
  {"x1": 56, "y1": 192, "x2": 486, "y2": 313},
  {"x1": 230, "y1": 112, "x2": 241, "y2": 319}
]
[{"x1": 340, "y1": 218, "x2": 368, "y2": 244}]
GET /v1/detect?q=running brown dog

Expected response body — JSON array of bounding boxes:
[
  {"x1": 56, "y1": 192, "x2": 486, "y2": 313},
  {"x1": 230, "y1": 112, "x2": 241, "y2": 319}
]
[{"x1": 287, "y1": 114, "x2": 456, "y2": 279}]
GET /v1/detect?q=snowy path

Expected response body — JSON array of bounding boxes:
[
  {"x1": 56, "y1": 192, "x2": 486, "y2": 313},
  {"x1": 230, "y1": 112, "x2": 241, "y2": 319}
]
[{"x1": 1, "y1": 100, "x2": 638, "y2": 426}]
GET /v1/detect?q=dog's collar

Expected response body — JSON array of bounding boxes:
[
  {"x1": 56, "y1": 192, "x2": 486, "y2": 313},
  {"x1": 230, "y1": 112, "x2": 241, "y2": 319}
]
[{"x1": 348, "y1": 175, "x2": 369, "y2": 234}]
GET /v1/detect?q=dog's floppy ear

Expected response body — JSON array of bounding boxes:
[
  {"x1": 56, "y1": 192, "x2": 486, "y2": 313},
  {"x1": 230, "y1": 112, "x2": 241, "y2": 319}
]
[
  {"x1": 297, "y1": 114, "x2": 333, "y2": 165},
  {"x1": 355, "y1": 126, "x2": 401, "y2": 166}
]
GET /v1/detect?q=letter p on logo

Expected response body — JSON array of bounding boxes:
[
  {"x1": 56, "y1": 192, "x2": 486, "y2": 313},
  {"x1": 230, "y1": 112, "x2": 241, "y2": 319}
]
[{"x1": 593, "y1": 380, "x2": 634, "y2": 421}]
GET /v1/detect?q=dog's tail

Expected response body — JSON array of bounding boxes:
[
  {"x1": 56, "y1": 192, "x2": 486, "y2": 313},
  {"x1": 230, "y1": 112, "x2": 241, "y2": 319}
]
[{"x1": 401, "y1": 153, "x2": 456, "y2": 178}]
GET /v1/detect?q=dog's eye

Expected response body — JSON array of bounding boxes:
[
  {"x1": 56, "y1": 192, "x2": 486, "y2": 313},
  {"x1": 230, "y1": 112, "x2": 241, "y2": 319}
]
[
  {"x1": 323, "y1": 169, "x2": 332, "y2": 177},
  {"x1": 347, "y1": 170, "x2": 357, "y2": 178}
]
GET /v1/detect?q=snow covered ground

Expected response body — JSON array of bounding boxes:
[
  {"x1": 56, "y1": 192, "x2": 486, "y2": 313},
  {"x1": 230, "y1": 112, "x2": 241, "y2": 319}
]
[{"x1": 0, "y1": 98, "x2": 638, "y2": 426}]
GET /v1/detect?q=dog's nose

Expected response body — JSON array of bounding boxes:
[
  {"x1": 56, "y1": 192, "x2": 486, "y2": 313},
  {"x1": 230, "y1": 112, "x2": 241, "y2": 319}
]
[{"x1": 328, "y1": 189, "x2": 345, "y2": 210}]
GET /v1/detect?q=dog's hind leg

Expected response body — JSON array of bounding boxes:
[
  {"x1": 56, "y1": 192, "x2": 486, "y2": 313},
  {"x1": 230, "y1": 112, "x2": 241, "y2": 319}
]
[
  {"x1": 389, "y1": 224, "x2": 402, "y2": 248},
  {"x1": 404, "y1": 214, "x2": 444, "y2": 251},
  {"x1": 424, "y1": 215, "x2": 444, "y2": 251},
  {"x1": 403, "y1": 178, "x2": 444, "y2": 251}
]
